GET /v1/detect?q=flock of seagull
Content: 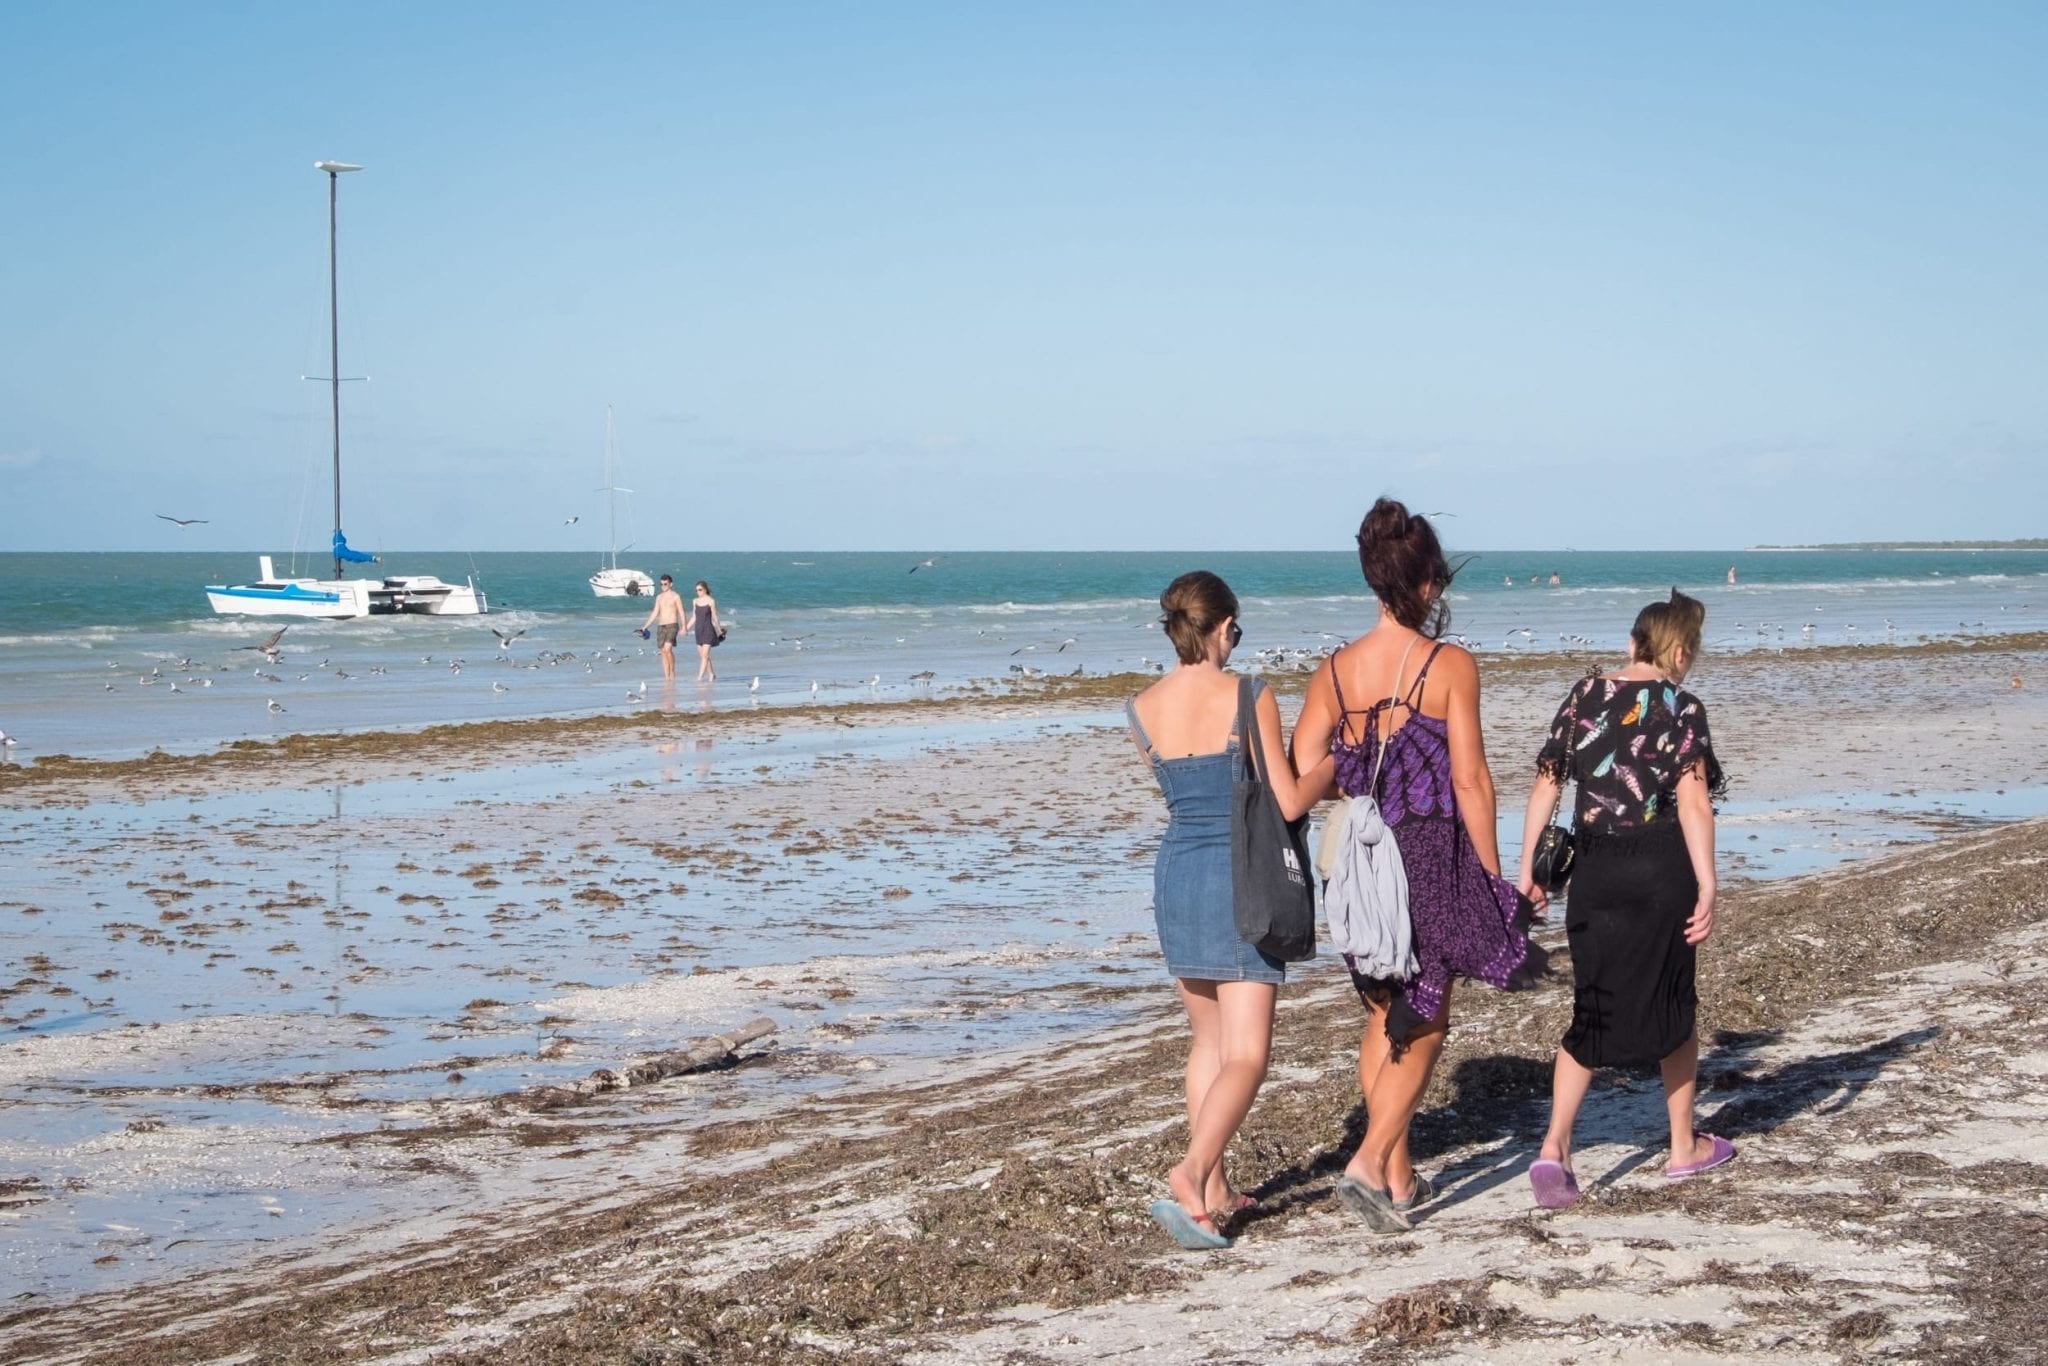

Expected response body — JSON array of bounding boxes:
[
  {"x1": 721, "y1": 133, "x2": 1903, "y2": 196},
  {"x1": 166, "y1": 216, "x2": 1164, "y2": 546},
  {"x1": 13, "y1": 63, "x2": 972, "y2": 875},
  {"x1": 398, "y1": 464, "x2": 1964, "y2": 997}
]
[{"x1": 5, "y1": 591, "x2": 2027, "y2": 766}]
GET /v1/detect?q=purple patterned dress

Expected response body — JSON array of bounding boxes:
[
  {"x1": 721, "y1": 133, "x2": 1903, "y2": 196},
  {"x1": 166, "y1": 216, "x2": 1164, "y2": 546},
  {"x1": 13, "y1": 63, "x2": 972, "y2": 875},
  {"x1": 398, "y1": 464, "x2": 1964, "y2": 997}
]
[{"x1": 1331, "y1": 642, "x2": 1541, "y2": 1047}]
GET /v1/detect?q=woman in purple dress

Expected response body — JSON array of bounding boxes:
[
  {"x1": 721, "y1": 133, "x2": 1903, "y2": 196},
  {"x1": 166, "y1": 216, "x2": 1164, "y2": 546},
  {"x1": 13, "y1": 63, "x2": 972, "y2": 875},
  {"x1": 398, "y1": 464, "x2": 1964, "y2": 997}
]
[
  {"x1": 1516, "y1": 590, "x2": 1731, "y2": 1207},
  {"x1": 1291, "y1": 499, "x2": 1540, "y2": 1233}
]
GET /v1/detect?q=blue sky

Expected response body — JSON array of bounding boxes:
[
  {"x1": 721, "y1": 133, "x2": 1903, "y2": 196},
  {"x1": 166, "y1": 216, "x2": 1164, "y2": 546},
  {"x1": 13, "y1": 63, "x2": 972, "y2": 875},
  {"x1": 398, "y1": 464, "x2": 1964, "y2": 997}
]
[{"x1": 2, "y1": 3, "x2": 2044, "y2": 552}]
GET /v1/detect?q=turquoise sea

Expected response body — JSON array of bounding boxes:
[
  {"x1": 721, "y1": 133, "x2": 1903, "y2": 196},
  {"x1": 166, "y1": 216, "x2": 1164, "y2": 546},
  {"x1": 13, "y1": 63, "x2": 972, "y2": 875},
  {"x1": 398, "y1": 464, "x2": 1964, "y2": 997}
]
[{"x1": 1, "y1": 548, "x2": 2042, "y2": 760}]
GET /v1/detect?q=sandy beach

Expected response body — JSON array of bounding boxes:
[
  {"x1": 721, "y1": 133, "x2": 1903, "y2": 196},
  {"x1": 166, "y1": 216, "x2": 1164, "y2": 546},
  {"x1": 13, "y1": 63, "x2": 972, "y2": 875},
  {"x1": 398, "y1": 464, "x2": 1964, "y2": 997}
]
[{"x1": 2, "y1": 639, "x2": 2045, "y2": 1363}]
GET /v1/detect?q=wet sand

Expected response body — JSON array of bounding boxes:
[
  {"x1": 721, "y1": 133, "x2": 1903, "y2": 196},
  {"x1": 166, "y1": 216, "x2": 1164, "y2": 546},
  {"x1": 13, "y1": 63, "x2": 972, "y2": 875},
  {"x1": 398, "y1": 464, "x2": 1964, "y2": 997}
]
[{"x1": 1, "y1": 641, "x2": 2044, "y2": 1362}]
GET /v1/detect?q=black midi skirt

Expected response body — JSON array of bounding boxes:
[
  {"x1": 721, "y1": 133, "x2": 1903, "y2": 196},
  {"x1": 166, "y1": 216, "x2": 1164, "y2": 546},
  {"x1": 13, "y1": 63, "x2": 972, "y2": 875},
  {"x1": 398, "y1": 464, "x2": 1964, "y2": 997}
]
[{"x1": 1560, "y1": 821, "x2": 1698, "y2": 1069}]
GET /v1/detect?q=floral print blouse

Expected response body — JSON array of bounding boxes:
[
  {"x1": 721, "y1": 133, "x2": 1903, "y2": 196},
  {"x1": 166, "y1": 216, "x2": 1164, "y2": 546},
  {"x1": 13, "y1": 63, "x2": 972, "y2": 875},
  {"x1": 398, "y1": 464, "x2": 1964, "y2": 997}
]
[{"x1": 1535, "y1": 675, "x2": 1726, "y2": 831}]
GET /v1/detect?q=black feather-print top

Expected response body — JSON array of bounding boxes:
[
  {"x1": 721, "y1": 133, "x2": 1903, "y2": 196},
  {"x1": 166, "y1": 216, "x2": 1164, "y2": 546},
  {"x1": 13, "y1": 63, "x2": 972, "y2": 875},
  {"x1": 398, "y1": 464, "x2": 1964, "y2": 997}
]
[{"x1": 1535, "y1": 676, "x2": 1726, "y2": 831}]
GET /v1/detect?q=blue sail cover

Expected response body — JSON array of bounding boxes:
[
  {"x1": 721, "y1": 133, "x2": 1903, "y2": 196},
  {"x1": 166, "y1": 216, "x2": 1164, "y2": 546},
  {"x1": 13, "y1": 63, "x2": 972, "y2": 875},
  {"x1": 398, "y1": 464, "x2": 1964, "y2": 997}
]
[{"x1": 332, "y1": 530, "x2": 378, "y2": 565}]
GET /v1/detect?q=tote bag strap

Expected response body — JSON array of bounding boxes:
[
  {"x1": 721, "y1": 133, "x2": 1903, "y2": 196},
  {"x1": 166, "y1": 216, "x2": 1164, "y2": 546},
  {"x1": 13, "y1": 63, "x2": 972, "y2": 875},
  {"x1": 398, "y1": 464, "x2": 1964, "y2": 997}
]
[{"x1": 1235, "y1": 676, "x2": 1267, "y2": 783}]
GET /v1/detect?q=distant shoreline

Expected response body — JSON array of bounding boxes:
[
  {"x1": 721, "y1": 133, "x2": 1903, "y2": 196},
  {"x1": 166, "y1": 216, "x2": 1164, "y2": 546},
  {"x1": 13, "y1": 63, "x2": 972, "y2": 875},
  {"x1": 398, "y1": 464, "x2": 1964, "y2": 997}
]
[{"x1": 1748, "y1": 539, "x2": 2048, "y2": 552}]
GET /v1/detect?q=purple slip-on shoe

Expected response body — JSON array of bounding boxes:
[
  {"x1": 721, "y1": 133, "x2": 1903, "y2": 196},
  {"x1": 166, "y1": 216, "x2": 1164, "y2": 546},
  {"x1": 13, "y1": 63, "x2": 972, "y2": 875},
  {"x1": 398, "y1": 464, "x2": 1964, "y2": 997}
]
[
  {"x1": 1667, "y1": 1133, "x2": 1736, "y2": 1179},
  {"x1": 1528, "y1": 1159, "x2": 1580, "y2": 1210}
]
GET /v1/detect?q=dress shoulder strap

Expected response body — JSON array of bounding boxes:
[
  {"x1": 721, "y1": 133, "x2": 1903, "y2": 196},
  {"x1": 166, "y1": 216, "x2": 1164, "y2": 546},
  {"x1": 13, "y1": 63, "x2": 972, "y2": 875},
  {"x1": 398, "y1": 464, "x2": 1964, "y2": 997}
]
[
  {"x1": 1405, "y1": 640, "x2": 1450, "y2": 710},
  {"x1": 1125, "y1": 696, "x2": 1157, "y2": 760}
]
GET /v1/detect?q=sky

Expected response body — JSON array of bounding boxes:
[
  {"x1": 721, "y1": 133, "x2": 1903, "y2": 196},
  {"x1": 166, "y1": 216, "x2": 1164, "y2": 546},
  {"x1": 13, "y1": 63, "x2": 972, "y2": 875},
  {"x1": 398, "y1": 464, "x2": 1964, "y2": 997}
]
[{"x1": 2, "y1": 3, "x2": 2044, "y2": 553}]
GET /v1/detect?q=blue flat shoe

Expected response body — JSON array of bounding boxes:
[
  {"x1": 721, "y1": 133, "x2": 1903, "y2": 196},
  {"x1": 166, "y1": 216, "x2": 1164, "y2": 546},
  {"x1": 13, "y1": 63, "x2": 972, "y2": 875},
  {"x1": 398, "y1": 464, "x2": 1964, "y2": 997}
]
[{"x1": 1148, "y1": 1198, "x2": 1232, "y2": 1250}]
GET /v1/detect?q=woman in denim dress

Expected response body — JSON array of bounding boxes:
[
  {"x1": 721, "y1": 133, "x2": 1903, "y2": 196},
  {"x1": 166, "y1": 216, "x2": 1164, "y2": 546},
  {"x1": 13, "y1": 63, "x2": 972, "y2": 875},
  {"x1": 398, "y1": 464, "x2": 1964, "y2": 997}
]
[{"x1": 1128, "y1": 571, "x2": 1332, "y2": 1249}]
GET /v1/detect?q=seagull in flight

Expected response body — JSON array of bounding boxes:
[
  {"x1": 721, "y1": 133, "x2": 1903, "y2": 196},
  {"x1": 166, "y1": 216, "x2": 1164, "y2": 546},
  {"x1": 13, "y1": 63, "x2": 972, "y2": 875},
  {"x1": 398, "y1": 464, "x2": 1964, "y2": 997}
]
[
  {"x1": 563, "y1": 515, "x2": 580, "y2": 526},
  {"x1": 490, "y1": 627, "x2": 527, "y2": 649},
  {"x1": 238, "y1": 626, "x2": 290, "y2": 655},
  {"x1": 156, "y1": 514, "x2": 209, "y2": 528},
  {"x1": 908, "y1": 557, "x2": 939, "y2": 575}
]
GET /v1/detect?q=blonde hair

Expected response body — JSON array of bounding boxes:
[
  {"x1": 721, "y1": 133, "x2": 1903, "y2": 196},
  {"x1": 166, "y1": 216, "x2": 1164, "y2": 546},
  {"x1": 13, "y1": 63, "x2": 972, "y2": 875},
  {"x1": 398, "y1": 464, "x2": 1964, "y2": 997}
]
[
  {"x1": 1159, "y1": 571, "x2": 1238, "y2": 665},
  {"x1": 1630, "y1": 588, "x2": 1706, "y2": 675}
]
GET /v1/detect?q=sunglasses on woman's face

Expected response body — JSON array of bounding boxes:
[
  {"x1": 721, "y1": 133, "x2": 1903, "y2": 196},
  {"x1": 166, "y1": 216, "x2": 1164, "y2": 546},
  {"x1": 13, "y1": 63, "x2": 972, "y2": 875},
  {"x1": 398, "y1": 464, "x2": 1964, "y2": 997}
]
[{"x1": 1226, "y1": 621, "x2": 1243, "y2": 649}]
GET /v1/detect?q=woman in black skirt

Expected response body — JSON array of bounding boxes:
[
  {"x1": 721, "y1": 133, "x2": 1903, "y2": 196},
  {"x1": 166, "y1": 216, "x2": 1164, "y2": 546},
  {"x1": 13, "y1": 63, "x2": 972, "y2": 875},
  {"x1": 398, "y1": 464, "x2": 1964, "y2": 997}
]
[{"x1": 1516, "y1": 589, "x2": 1730, "y2": 1207}]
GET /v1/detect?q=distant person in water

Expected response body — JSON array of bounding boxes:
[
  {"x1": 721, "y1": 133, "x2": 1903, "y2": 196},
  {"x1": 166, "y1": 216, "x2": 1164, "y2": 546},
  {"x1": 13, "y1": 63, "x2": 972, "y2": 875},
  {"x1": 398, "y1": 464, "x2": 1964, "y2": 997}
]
[
  {"x1": 690, "y1": 581, "x2": 724, "y2": 682},
  {"x1": 1517, "y1": 588, "x2": 1731, "y2": 1209},
  {"x1": 1128, "y1": 571, "x2": 1331, "y2": 1250},
  {"x1": 639, "y1": 574, "x2": 685, "y2": 682},
  {"x1": 1504, "y1": 574, "x2": 1514, "y2": 586},
  {"x1": 1726, "y1": 565, "x2": 1737, "y2": 585},
  {"x1": 1548, "y1": 571, "x2": 1562, "y2": 586}
]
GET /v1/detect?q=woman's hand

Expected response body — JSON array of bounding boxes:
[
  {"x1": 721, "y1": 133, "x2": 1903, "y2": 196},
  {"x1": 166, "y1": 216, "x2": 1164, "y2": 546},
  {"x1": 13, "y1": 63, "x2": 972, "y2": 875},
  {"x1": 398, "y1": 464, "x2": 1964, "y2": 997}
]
[
  {"x1": 1683, "y1": 886, "x2": 1715, "y2": 945},
  {"x1": 1516, "y1": 875, "x2": 1549, "y2": 920}
]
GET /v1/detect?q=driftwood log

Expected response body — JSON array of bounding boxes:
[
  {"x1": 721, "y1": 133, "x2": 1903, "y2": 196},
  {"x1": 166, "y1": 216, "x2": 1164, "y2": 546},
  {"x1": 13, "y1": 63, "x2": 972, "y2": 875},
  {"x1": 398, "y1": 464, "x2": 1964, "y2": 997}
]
[{"x1": 512, "y1": 1016, "x2": 778, "y2": 1110}]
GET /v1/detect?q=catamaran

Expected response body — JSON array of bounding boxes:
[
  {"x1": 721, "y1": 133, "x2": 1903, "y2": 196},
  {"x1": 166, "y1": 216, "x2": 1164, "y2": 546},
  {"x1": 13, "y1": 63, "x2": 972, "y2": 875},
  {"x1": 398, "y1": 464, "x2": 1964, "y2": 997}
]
[
  {"x1": 207, "y1": 161, "x2": 485, "y2": 618},
  {"x1": 588, "y1": 406, "x2": 654, "y2": 597}
]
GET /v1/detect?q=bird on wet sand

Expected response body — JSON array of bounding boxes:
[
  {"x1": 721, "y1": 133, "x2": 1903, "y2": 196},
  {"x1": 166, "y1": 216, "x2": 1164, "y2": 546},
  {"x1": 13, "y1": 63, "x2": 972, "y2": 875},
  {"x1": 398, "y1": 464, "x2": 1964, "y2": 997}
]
[
  {"x1": 266, "y1": 698, "x2": 286, "y2": 714},
  {"x1": 492, "y1": 681, "x2": 510, "y2": 694},
  {"x1": 749, "y1": 677, "x2": 761, "y2": 692}
]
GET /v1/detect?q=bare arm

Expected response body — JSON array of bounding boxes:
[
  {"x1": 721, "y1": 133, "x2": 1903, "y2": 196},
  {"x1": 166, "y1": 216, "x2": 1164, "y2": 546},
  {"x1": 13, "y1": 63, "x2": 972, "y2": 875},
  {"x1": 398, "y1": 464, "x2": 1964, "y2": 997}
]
[
  {"x1": 1256, "y1": 688, "x2": 1332, "y2": 821},
  {"x1": 1287, "y1": 658, "x2": 1340, "y2": 780},
  {"x1": 1514, "y1": 771, "x2": 1563, "y2": 916},
  {"x1": 1439, "y1": 648, "x2": 1502, "y2": 876},
  {"x1": 707, "y1": 597, "x2": 722, "y2": 630},
  {"x1": 1675, "y1": 765, "x2": 1717, "y2": 944}
]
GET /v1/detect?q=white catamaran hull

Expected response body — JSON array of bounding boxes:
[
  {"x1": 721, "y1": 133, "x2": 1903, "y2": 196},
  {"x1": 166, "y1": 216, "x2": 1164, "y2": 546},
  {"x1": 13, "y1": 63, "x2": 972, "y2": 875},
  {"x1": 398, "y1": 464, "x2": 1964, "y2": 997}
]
[
  {"x1": 207, "y1": 557, "x2": 486, "y2": 618},
  {"x1": 590, "y1": 567, "x2": 655, "y2": 597}
]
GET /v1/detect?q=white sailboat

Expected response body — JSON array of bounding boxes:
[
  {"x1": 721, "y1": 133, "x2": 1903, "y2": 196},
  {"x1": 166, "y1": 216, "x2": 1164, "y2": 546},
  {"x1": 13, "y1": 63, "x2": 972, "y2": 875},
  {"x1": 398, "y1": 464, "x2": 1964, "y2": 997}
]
[
  {"x1": 589, "y1": 407, "x2": 654, "y2": 598},
  {"x1": 207, "y1": 160, "x2": 486, "y2": 619}
]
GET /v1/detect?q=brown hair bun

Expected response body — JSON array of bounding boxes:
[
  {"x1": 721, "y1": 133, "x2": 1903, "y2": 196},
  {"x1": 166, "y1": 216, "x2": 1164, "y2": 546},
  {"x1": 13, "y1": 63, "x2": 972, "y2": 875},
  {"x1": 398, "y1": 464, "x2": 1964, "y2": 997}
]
[
  {"x1": 1355, "y1": 497, "x2": 1458, "y2": 637},
  {"x1": 1159, "y1": 571, "x2": 1239, "y2": 665}
]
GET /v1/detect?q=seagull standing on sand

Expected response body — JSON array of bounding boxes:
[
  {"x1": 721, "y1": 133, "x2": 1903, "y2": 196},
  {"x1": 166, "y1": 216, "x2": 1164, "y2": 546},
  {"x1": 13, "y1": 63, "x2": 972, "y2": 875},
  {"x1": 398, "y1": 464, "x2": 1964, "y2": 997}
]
[
  {"x1": 267, "y1": 698, "x2": 286, "y2": 714},
  {"x1": 0, "y1": 730, "x2": 18, "y2": 760},
  {"x1": 492, "y1": 681, "x2": 510, "y2": 694},
  {"x1": 748, "y1": 677, "x2": 760, "y2": 693}
]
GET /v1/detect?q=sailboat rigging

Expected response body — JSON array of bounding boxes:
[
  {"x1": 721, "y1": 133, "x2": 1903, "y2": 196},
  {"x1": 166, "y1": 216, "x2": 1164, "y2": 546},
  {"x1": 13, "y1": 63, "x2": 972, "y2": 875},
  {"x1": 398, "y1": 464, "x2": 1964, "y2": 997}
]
[
  {"x1": 588, "y1": 407, "x2": 654, "y2": 598},
  {"x1": 206, "y1": 160, "x2": 486, "y2": 618}
]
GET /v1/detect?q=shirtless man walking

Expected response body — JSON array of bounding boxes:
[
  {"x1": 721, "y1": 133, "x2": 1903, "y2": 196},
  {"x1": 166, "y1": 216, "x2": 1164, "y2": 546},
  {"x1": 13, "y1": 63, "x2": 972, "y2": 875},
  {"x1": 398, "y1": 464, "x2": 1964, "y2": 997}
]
[{"x1": 639, "y1": 574, "x2": 685, "y2": 682}]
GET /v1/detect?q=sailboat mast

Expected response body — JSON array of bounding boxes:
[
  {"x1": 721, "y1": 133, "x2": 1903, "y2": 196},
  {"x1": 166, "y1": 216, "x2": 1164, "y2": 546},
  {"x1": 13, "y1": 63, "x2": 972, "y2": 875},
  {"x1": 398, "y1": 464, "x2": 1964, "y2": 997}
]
[
  {"x1": 328, "y1": 166, "x2": 343, "y2": 579},
  {"x1": 606, "y1": 406, "x2": 617, "y2": 572}
]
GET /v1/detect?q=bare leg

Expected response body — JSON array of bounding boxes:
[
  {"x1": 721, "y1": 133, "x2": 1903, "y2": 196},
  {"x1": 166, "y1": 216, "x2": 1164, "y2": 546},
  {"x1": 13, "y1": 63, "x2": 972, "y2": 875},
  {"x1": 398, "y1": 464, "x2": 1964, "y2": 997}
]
[
  {"x1": 1176, "y1": 981, "x2": 1235, "y2": 1210},
  {"x1": 659, "y1": 642, "x2": 675, "y2": 682},
  {"x1": 1660, "y1": 1031, "x2": 1714, "y2": 1170},
  {"x1": 697, "y1": 643, "x2": 714, "y2": 681},
  {"x1": 1355, "y1": 998, "x2": 1417, "y2": 1200},
  {"x1": 1539, "y1": 1047, "x2": 1596, "y2": 1169},
  {"x1": 1167, "y1": 979, "x2": 1275, "y2": 1220},
  {"x1": 1342, "y1": 985, "x2": 1451, "y2": 1192}
]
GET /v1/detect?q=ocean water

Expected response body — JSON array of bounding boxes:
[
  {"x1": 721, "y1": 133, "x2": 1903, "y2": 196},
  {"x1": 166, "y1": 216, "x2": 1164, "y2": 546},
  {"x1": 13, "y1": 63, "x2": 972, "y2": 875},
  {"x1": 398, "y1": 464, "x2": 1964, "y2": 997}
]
[{"x1": 1, "y1": 548, "x2": 2042, "y2": 760}]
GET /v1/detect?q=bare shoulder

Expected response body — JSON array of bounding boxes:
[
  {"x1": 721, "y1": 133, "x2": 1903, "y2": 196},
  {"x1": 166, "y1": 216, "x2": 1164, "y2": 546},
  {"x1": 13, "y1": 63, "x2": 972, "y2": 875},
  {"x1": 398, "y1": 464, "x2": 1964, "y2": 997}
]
[{"x1": 1429, "y1": 640, "x2": 1479, "y2": 685}]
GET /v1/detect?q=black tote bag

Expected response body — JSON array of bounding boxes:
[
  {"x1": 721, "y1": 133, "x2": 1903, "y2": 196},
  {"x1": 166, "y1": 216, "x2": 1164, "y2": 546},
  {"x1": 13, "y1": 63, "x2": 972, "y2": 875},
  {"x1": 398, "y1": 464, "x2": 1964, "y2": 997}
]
[{"x1": 1230, "y1": 677, "x2": 1317, "y2": 962}]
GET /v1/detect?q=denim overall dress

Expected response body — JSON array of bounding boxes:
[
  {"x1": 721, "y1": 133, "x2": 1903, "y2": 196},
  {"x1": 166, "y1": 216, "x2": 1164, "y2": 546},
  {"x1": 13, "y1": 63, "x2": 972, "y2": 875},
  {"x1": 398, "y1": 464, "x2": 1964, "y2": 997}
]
[{"x1": 1128, "y1": 687, "x2": 1287, "y2": 984}]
